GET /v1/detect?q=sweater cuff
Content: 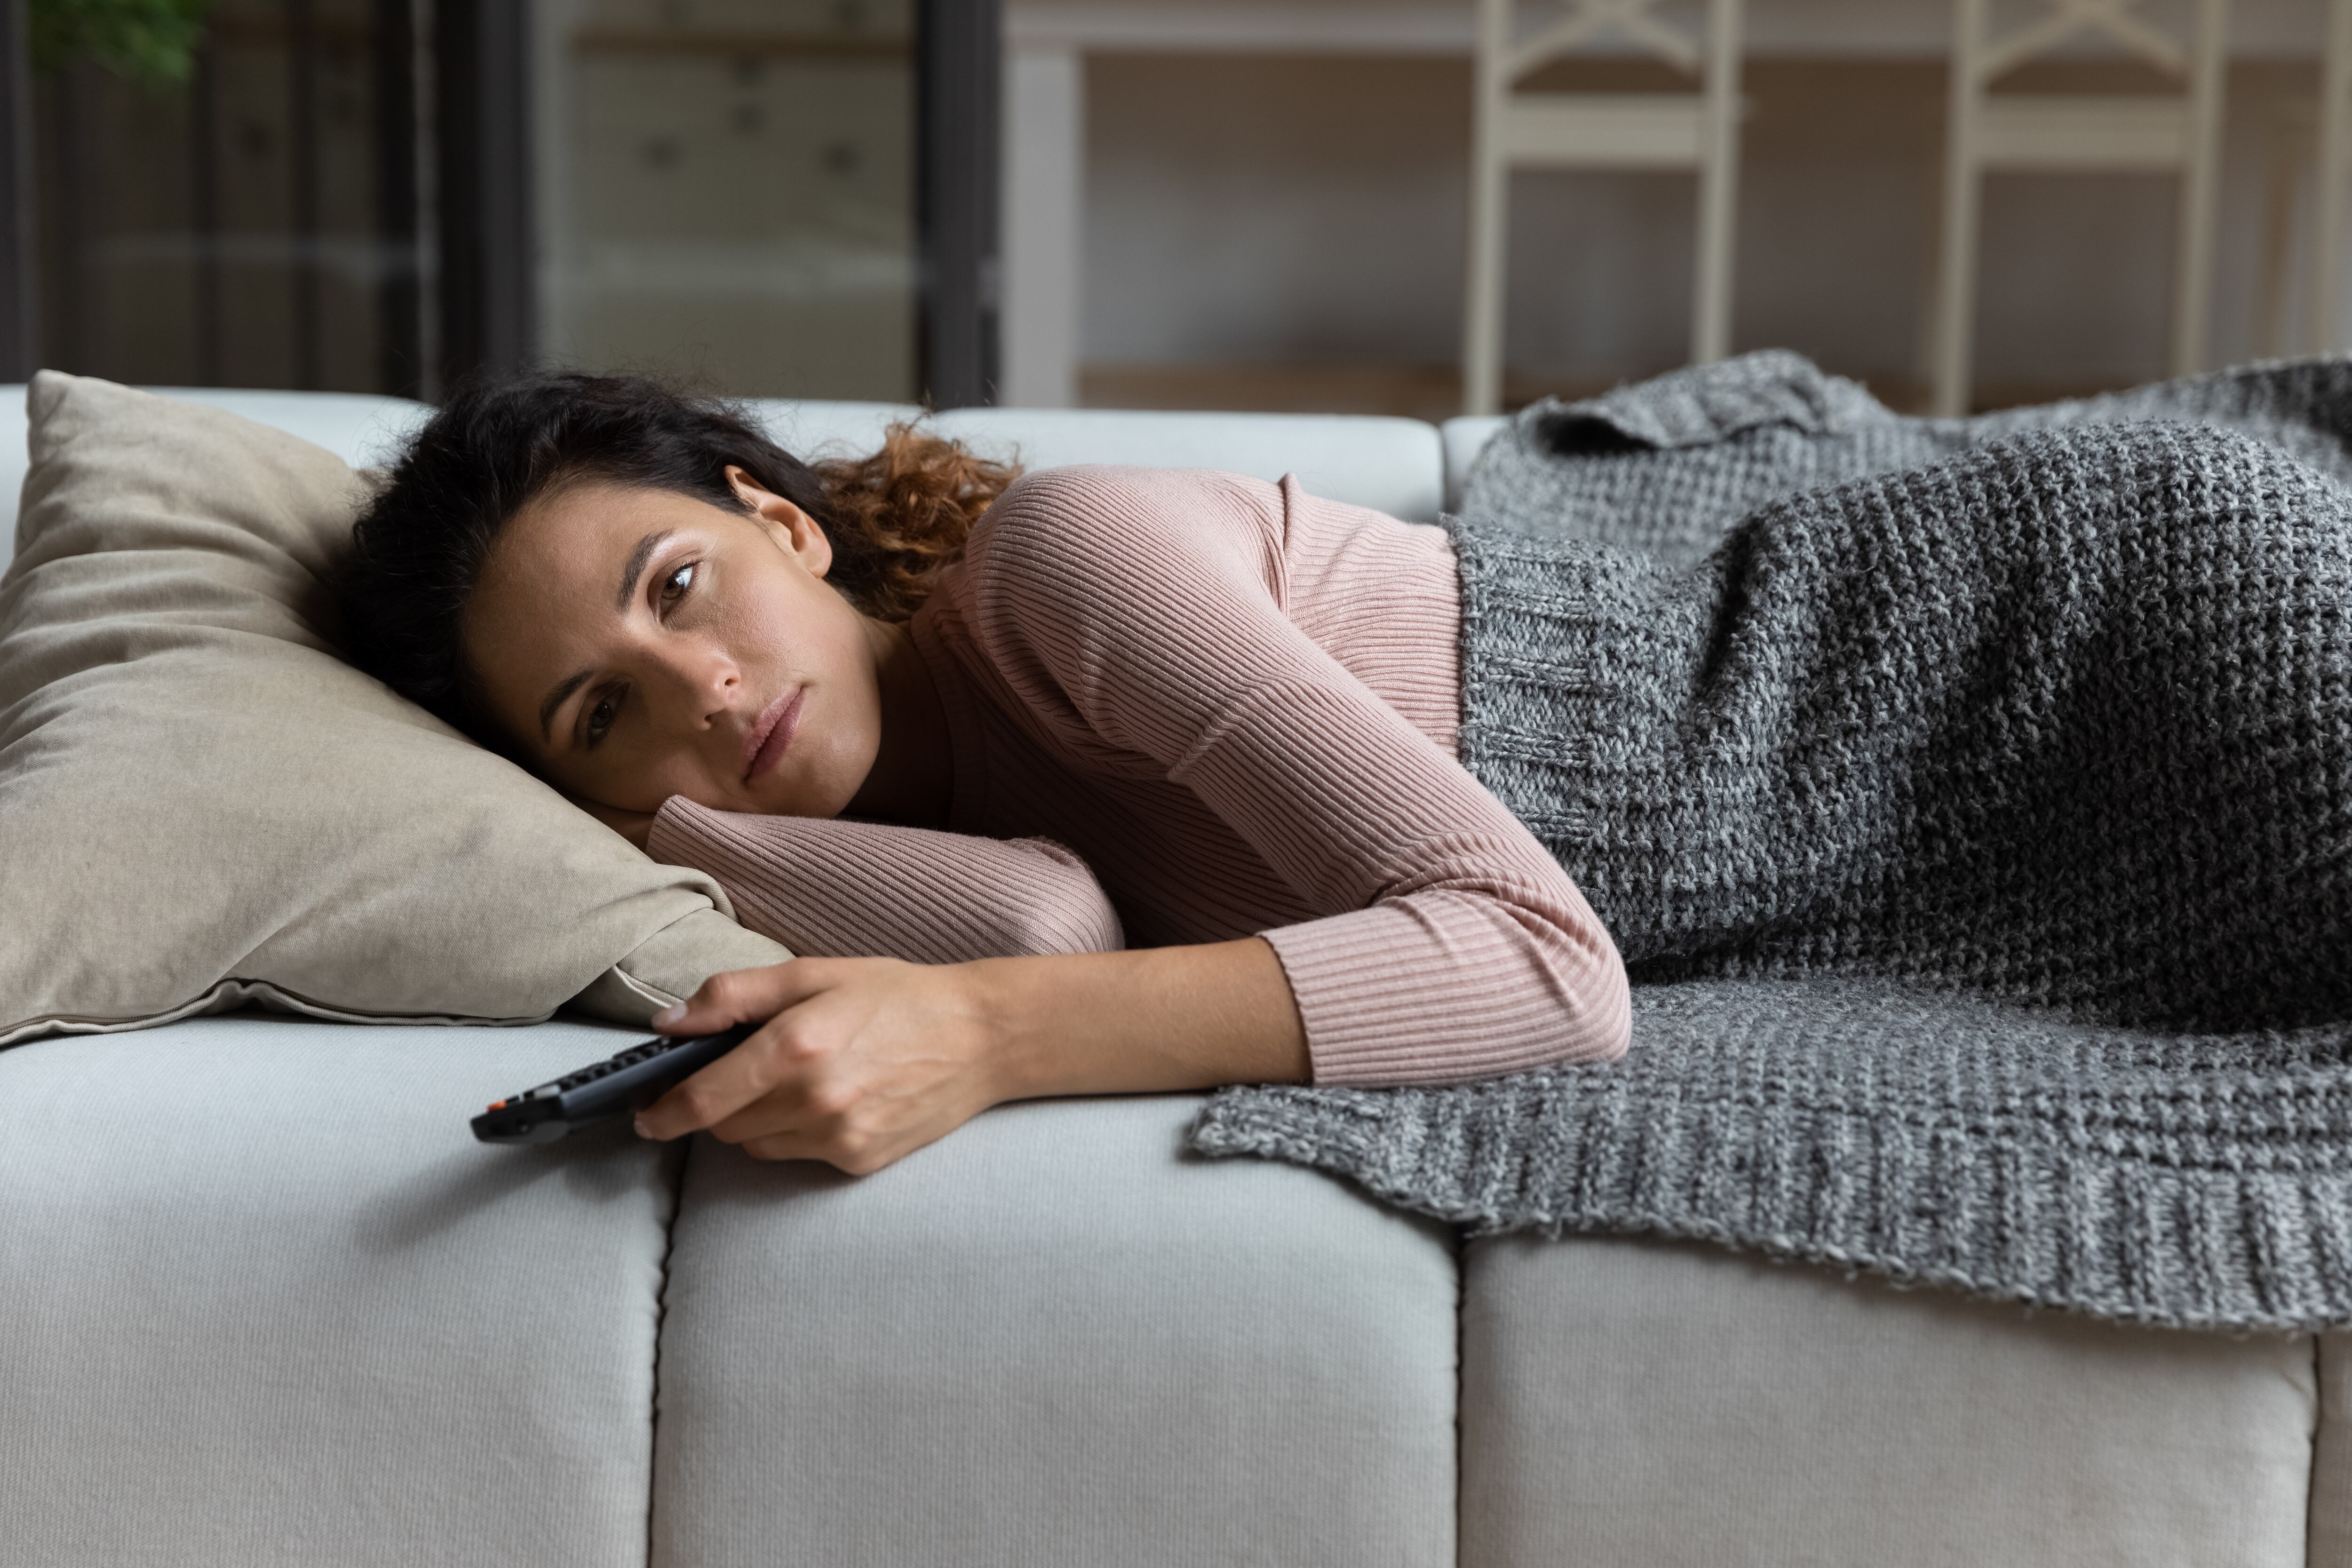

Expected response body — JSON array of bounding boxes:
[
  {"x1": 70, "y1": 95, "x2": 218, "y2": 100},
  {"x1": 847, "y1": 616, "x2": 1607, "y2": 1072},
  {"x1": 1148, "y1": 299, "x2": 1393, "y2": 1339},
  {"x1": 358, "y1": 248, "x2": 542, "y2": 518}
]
[{"x1": 1261, "y1": 907, "x2": 1627, "y2": 1087}]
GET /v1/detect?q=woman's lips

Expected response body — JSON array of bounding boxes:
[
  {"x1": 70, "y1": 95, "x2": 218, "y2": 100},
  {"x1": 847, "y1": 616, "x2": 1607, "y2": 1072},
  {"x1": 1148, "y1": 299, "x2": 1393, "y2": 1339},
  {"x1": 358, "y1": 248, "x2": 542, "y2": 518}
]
[{"x1": 742, "y1": 689, "x2": 804, "y2": 783}]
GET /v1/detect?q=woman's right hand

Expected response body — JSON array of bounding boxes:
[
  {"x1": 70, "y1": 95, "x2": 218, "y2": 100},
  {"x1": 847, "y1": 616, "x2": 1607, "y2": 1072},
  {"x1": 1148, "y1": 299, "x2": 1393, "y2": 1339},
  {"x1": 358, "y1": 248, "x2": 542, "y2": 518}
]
[{"x1": 633, "y1": 936, "x2": 1310, "y2": 1175}]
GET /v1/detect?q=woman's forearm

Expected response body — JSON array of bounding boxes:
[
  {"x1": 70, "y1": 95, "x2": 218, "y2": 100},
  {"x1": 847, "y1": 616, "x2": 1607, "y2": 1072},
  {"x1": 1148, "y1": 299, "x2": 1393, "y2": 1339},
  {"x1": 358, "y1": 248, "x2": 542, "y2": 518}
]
[
  {"x1": 649, "y1": 799, "x2": 1127, "y2": 964},
  {"x1": 971, "y1": 937, "x2": 1310, "y2": 1100},
  {"x1": 634, "y1": 940, "x2": 1310, "y2": 1173}
]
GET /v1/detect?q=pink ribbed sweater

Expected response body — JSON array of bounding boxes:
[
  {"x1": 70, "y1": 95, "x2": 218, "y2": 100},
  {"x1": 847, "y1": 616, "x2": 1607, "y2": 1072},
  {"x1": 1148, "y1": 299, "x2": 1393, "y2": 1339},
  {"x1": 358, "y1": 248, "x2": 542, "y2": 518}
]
[{"x1": 648, "y1": 466, "x2": 1630, "y2": 1085}]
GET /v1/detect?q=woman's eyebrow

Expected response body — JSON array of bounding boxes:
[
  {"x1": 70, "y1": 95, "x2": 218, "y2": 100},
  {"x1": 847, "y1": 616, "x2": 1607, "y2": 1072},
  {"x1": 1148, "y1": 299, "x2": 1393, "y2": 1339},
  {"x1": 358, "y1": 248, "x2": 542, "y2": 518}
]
[
  {"x1": 534, "y1": 528, "x2": 675, "y2": 743},
  {"x1": 539, "y1": 668, "x2": 594, "y2": 743},
  {"x1": 615, "y1": 529, "x2": 675, "y2": 611}
]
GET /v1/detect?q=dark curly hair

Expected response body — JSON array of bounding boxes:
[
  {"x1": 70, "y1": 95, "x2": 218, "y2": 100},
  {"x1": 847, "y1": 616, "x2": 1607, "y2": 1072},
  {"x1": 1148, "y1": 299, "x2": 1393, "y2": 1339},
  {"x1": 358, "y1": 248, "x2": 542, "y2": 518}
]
[{"x1": 339, "y1": 371, "x2": 1017, "y2": 737}]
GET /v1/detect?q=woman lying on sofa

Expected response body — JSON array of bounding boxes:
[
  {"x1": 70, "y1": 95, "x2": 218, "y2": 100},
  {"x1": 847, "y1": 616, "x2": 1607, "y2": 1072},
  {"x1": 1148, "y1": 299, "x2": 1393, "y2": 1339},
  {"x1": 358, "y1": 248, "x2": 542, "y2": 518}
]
[
  {"x1": 342, "y1": 373, "x2": 1628, "y2": 1171},
  {"x1": 341, "y1": 369, "x2": 2352, "y2": 1175}
]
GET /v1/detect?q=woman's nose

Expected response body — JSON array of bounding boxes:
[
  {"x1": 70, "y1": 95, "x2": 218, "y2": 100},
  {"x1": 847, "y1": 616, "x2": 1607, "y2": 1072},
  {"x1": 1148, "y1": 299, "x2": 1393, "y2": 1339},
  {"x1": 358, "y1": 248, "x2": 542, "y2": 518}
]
[{"x1": 645, "y1": 643, "x2": 739, "y2": 730}]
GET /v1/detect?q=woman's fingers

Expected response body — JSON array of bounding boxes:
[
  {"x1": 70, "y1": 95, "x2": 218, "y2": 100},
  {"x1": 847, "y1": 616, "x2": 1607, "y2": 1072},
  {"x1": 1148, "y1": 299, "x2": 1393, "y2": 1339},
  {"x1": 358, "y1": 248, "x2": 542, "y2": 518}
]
[
  {"x1": 702, "y1": 1064, "x2": 844, "y2": 1146},
  {"x1": 736, "y1": 1129, "x2": 896, "y2": 1172},
  {"x1": 639, "y1": 1021, "x2": 877, "y2": 1167},
  {"x1": 737, "y1": 1131, "x2": 825, "y2": 1163},
  {"x1": 635, "y1": 1019, "x2": 796, "y2": 1139},
  {"x1": 652, "y1": 959, "x2": 830, "y2": 1035},
  {"x1": 735, "y1": 1118, "x2": 934, "y2": 1176},
  {"x1": 636, "y1": 961, "x2": 865, "y2": 1140},
  {"x1": 630, "y1": 955, "x2": 993, "y2": 1176}
]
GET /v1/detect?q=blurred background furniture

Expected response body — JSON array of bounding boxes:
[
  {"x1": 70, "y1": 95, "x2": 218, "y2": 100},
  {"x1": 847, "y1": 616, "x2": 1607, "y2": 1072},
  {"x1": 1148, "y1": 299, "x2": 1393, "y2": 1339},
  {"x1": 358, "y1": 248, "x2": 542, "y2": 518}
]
[
  {"x1": 0, "y1": 0, "x2": 2334, "y2": 420},
  {"x1": 2250, "y1": 0, "x2": 2352, "y2": 359},
  {"x1": 0, "y1": 0, "x2": 999, "y2": 407},
  {"x1": 2314, "y1": 0, "x2": 2352, "y2": 352},
  {"x1": 1460, "y1": 0, "x2": 1746, "y2": 415},
  {"x1": 1001, "y1": 0, "x2": 2321, "y2": 419},
  {"x1": 1930, "y1": 0, "x2": 2231, "y2": 415}
]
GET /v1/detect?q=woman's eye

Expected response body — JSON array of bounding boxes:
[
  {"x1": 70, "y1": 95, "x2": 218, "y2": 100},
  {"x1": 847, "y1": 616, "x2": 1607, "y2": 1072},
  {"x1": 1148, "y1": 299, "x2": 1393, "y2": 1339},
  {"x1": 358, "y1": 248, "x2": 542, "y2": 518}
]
[
  {"x1": 659, "y1": 562, "x2": 696, "y2": 605},
  {"x1": 585, "y1": 691, "x2": 621, "y2": 745}
]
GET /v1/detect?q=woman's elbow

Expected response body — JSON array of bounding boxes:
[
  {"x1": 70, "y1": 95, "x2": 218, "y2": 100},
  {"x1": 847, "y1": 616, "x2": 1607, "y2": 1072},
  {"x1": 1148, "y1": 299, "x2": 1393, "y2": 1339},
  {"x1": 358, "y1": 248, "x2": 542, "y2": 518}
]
[
  {"x1": 1536, "y1": 942, "x2": 1631, "y2": 1068},
  {"x1": 1011, "y1": 897, "x2": 1125, "y2": 956},
  {"x1": 996, "y1": 839, "x2": 1125, "y2": 955},
  {"x1": 1585, "y1": 959, "x2": 1633, "y2": 1062},
  {"x1": 1574, "y1": 934, "x2": 1634, "y2": 1061}
]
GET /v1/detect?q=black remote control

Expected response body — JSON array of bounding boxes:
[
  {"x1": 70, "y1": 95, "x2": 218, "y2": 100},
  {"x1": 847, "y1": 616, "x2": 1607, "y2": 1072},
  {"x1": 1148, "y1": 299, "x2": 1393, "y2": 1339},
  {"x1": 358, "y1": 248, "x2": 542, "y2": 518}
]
[{"x1": 470, "y1": 1023, "x2": 757, "y2": 1145}]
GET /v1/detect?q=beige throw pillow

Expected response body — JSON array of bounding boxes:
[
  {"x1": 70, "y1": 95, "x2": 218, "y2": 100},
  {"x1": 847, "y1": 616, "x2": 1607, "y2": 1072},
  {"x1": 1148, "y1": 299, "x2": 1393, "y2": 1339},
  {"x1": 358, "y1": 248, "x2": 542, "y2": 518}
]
[{"x1": 0, "y1": 371, "x2": 790, "y2": 1047}]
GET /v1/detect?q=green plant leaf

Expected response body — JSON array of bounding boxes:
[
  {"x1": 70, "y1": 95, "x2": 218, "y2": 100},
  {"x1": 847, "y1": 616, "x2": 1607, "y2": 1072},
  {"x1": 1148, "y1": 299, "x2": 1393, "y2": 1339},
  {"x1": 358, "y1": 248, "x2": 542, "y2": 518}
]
[{"x1": 32, "y1": 0, "x2": 213, "y2": 87}]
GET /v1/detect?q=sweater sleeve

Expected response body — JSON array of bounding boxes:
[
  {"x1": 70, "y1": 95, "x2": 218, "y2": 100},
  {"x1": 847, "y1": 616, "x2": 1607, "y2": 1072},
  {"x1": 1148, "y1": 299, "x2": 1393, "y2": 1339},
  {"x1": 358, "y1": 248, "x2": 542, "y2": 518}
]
[
  {"x1": 959, "y1": 466, "x2": 1630, "y2": 1085},
  {"x1": 647, "y1": 797, "x2": 1125, "y2": 964}
]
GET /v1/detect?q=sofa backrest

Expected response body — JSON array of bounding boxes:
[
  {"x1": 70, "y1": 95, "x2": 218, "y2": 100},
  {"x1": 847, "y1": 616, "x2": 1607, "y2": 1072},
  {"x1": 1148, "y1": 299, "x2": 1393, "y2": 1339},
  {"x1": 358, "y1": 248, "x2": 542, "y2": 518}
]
[
  {"x1": 1, "y1": 386, "x2": 1464, "y2": 558},
  {"x1": 744, "y1": 398, "x2": 1453, "y2": 523},
  {"x1": 0, "y1": 384, "x2": 437, "y2": 553},
  {"x1": 1440, "y1": 415, "x2": 1510, "y2": 512},
  {"x1": 929, "y1": 406, "x2": 1445, "y2": 521}
]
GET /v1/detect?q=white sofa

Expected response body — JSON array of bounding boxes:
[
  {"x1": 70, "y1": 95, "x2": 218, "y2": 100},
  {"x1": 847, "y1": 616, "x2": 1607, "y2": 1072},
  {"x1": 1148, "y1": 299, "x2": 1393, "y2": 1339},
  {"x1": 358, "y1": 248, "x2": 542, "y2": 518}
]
[{"x1": 0, "y1": 386, "x2": 2339, "y2": 1568}]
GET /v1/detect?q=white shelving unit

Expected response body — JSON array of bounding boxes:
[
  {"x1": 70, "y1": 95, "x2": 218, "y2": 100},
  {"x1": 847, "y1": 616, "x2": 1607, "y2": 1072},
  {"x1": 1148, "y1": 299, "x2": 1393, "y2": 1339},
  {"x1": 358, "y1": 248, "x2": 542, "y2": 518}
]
[{"x1": 998, "y1": 0, "x2": 2334, "y2": 412}]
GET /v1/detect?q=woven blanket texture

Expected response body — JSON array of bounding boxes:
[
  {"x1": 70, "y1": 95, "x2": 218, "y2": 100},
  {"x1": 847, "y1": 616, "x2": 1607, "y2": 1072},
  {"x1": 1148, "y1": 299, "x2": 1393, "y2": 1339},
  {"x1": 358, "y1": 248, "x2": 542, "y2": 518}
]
[{"x1": 1190, "y1": 351, "x2": 2352, "y2": 1331}]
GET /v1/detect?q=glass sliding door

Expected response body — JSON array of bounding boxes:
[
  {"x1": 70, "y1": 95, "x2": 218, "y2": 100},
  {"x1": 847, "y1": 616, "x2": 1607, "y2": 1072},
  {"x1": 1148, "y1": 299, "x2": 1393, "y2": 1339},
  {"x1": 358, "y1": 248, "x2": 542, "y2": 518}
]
[
  {"x1": 32, "y1": 0, "x2": 425, "y2": 394},
  {"x1": 3, "y1": 0, "x2": 986, "y2": 401},
  {"x1": 532, "y1": 0, "x2": 919, "y2": 402}
]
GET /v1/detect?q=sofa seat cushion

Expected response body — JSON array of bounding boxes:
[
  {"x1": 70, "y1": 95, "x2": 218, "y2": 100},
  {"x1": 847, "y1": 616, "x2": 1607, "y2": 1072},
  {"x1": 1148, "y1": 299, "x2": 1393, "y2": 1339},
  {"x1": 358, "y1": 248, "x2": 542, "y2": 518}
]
[
  {"x1": 651, "y1": 1095, "x2": 1460, "y2": 1568},
  {"x1": 1460, "y1": 1234, "x2": 2317, "y2": 1568},
  {"x1": 0, "y1": 1015, "x2": 675, "y2": 1568}
]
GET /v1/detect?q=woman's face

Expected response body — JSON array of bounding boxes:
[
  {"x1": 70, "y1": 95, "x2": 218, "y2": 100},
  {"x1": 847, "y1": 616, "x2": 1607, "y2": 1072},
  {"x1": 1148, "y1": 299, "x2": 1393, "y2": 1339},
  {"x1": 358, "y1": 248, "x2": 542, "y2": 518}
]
[{"x1": 462, "y1": 468, "x2": 883, "y2": 818}]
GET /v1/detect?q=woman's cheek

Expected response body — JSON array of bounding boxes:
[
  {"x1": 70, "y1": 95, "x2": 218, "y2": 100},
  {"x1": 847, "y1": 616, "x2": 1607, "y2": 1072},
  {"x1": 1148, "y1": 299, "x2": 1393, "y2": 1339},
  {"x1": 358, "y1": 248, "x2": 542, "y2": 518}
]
[
  {"x1": 781, "y1": 730, "x2": 860, "y2": 819},
  {"x1": 784, "y1": 693, "x2": 877, "y2": 818},
  {"x1": 634, "y1": 745, "x2": 731, "y2": 815}
]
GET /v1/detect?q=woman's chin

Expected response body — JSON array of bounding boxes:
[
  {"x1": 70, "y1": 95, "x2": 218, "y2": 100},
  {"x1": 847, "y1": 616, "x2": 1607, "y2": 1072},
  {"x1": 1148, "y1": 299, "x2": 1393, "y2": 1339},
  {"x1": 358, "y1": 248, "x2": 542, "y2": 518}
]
[
  {"x1": 743, "y1": 766, "x2": 860, "y2": 821},
  {"x1": 760, "y1": 733, "x2": 878, "y2": 820}
]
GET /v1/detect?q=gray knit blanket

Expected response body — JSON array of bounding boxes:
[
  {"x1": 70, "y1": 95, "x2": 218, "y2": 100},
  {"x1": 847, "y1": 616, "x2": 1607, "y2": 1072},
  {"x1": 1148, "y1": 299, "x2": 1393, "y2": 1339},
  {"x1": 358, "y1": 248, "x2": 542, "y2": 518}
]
[{"x1": 1190, "y1": 351, "x2": 2352, "y2": 1332}]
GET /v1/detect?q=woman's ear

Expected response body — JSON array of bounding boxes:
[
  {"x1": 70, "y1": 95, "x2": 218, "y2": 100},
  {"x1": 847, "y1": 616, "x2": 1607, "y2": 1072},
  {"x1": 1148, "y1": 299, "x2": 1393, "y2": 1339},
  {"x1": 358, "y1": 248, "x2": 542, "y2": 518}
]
[{"x1": 725, "y1": 464, "x2": 834, "y2": 579}]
